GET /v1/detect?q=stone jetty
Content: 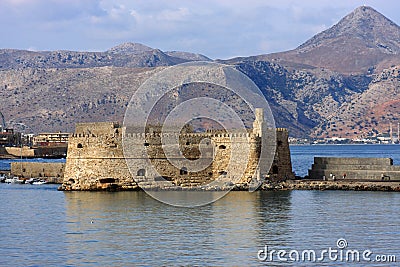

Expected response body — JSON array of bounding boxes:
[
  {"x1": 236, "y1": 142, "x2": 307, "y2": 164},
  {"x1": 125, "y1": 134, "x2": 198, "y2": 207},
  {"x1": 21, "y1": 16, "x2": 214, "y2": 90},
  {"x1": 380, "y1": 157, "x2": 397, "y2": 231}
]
[
  {"x1": 262, "y1": 179, "x2": 400, "y2": 192},
  {"x1": 308, "y1": 157, "x2": 400, "y2": 181}
]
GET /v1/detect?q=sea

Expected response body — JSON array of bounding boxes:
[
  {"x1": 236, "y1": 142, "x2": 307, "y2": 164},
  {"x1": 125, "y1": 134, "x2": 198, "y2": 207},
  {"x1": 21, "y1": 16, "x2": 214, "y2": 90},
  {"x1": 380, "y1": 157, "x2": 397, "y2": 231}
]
[{"x1": 0, "y1": 144, "x2": 399, "y2": 266}]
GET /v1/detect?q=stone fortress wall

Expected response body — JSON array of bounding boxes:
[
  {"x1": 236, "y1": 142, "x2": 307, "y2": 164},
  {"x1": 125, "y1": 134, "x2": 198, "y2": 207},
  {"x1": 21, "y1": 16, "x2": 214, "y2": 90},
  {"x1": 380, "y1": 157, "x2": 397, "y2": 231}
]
[
  {"x1": 60, "y1": 110, "x2": 294, "y2": 191},
  {"x1": 11, "y1": 162, "x2": 65, "y2": 182}
]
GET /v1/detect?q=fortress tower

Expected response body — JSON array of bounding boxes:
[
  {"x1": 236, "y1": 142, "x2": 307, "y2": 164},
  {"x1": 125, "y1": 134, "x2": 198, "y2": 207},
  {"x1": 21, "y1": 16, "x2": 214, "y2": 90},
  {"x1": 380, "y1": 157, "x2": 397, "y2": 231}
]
[{"x1": 252, "y1": 108, "x2": 264, "y2": 137}]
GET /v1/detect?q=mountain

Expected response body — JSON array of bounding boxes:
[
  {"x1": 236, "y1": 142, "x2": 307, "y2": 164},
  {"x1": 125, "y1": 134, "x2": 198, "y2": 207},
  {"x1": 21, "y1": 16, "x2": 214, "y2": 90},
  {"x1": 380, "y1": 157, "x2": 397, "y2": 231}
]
[
  {"x1": 294, "y1": 5, "x2": 400, "y2": 73},
  {"x1": 0, "y1": 6, "x2": 399, "y2": 139},
  {"x1": 222, "y1": 6, "x2": 400, "y2": 138},
  {"x1": 164, "y1": 51, "x2": 211, "y2": 61},
  {"x1": 0, "y1": 67, "x2": 161, "y2": 133},
  {"x1": 0, "y1": 41, "x2": 211, "y2": 133},
  {"x1": 298, "y1": 6, "x2": 400, "y2": 54},
  {"x1": 249, "y1": 6, "x2": 400, "y2": 75},
  {"x1": 106, "y1": 42, "x2": 155, "y2": 54},
  {"x1": 0, "y1": 42, "x2": 211, "y2": 69}
]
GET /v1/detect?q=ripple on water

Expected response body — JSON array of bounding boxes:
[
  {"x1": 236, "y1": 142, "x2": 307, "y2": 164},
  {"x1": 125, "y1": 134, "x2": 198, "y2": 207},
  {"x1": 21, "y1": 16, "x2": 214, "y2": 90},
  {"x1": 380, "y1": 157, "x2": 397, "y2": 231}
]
[{"x1": 0, "y1": 183, "x2": 399, "y2": 266}]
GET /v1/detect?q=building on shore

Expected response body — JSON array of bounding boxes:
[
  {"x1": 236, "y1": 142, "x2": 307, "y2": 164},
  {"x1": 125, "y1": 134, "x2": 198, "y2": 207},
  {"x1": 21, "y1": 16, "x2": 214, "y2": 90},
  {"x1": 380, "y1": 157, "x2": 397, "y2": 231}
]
[
  {"x1": 0, "y1": 128, "x2": 21, "y2": 147},
  {"x1": 33, "y1": 132, "x2": 69, "y2": 147},
  {"x1": 60, "y1": 110, "x2": 294, "y2": 191},
  {"x1": 0, "y1": 131, "x2": 69, "y2": 159}
]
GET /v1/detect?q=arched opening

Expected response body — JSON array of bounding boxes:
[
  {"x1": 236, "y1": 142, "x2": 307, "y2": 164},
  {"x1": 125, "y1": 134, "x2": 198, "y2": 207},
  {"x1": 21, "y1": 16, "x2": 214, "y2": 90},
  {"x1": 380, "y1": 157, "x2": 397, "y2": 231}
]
[
  {"x1": 77, "y1": 143, "x2": 83, "y2": 148},
  {"x1": 219, "y1": 145, "x2": 226, "y2": 149},
  {"x1": 186, "y1": 141, "x2": 190, "y2": 145},
  {"x1": 180, "y1": 167, "x2": 188, "y2": 175},
  {"x1": 277, "y1": 140, "x2": 283, "y2": 146},
  {"x1": 272, "y1": 166, "x2": 279, "y2": 174},
  {"x1": 144, "y1": 142, "x2": 150, "y2": 147},
  {"x1": 137, "y1": 169, "x2": 146, "y2": 176}
]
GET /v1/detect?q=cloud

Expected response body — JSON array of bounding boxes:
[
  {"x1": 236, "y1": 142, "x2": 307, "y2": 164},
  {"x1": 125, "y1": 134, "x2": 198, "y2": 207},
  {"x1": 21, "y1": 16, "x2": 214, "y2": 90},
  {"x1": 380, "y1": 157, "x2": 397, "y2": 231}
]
[
  {"x1": 0, "y1": 0, "x2": 399, "y2": 58},
  {"x1": 1, "y1": 0, "x2": 106, "y2": 20},
  {"x1": 158, "y1": 7, "x2": 190, "y2": 21}
]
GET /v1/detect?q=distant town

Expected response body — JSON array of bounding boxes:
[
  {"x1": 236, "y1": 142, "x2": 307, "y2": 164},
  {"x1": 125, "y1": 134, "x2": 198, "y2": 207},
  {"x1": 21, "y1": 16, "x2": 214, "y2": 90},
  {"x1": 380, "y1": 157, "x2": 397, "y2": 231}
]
[
  {"x1": 289, "y1": 133, "x2": 400, "y2": 145},
  {"x1": 0, "y1": 113, "x2": 68, "y2": 159}
]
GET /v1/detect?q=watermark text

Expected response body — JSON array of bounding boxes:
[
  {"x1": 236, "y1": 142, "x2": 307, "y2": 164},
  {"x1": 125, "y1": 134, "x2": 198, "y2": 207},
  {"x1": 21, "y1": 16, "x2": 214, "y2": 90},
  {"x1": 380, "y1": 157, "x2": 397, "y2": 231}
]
[{"x1": 257, "y1": 238, "x2": 397, "y2": 263}]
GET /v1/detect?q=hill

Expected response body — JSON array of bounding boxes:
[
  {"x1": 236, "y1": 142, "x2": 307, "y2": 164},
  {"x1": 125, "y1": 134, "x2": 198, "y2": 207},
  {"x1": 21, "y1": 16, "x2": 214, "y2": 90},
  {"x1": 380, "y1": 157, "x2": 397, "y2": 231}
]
[
  {"x1": 223, "y1": 6, "x2": 400, "y2": 138},
  {"x1": 226, "y1": 6, "x2": 400, "y2": 75},
  {"x1": 0, "y1": 42, "x2": 210, "y2": 69},
  {"x1": 0, "y1": 6, "x2": 399, "y2": 139}
]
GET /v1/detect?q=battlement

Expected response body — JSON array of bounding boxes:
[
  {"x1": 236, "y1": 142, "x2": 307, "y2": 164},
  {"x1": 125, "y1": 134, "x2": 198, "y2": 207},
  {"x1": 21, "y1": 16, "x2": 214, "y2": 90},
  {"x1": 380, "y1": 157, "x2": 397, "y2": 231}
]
[
  {"x1": 69, "y1": 129, "x2": 275, "y2": 139},
  {"x1": 121, "y1": 132, "x2": 258, "y2": 138},
  {"x1": 75, "y1": 122, "x2": 120, "y2": 135},
  {"x1": 276, "y1": 128, "x2": 288, "y2": 132}
]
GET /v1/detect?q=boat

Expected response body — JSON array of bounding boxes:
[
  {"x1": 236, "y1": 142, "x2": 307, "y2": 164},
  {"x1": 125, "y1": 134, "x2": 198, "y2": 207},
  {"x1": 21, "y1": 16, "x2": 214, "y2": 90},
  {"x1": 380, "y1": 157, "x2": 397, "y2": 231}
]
[
  {"x1": 32, "y1": 179, "x2": 48, "y2": 185},
  {"x1": 25, "y1": 178, "x2": 49, "y2": 185},
  {"x1": 25, "y1": 178, "x2": 36, "y2": 184},
  {"x1": 4, "y1": 177, "x2": 25, "y2": 184}
]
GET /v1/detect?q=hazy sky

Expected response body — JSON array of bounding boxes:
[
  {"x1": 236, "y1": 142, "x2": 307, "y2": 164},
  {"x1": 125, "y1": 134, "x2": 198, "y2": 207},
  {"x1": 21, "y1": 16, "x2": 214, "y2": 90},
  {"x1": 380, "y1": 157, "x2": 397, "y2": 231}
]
[{"x1": 0, "y1": 0, "x2": 399, "y2": 59}]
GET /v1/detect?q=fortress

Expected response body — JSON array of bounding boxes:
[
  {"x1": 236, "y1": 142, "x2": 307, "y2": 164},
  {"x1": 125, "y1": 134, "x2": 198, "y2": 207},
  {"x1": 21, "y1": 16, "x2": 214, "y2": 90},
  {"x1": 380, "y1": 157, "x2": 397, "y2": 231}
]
[{"x1": 60, "y1": 109, "x2": 294, "y2": 191}]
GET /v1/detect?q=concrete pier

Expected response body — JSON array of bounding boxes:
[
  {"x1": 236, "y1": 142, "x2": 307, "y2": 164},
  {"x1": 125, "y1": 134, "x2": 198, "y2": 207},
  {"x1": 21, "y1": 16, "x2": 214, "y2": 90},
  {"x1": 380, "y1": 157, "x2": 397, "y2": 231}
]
[{"x1": 308, "y1": 157, "x2": 400, "y2": 180}]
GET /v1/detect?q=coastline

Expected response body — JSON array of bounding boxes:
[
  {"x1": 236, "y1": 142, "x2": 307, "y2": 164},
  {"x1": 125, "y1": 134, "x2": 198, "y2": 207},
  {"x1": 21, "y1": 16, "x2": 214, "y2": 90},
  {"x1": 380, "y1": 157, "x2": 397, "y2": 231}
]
[{"x1": 57, "y1": 179, "x2": 400, "y2": 192}]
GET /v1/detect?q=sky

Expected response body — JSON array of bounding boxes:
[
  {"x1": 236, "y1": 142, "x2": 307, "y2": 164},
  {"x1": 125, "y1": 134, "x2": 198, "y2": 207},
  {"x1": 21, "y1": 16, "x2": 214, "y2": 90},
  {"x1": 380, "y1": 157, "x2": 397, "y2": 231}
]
[{"x1": 0, "y1": 0, "x2": 399, "y2": 59}]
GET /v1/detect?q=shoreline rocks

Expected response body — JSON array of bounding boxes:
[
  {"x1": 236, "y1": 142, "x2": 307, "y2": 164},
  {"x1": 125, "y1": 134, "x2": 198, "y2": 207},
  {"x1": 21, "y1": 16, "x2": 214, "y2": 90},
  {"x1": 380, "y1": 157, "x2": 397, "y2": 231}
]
[{"x1": 58, "y1": 179, "x2": 400, "y2": 192}]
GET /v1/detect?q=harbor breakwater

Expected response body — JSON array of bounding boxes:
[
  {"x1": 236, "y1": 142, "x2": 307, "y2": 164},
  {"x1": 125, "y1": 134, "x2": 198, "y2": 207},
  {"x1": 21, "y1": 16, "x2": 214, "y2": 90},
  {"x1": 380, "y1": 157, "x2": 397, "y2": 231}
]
[
  {"x1": 309, "y1": 157, "x2": 400, "y2": 180},
  {"x1": 262, "y1": 179, "x2": 400, "y2": 192},
  {"x1": 10, "y1": 162, "x2": 65, "y2": 183}
]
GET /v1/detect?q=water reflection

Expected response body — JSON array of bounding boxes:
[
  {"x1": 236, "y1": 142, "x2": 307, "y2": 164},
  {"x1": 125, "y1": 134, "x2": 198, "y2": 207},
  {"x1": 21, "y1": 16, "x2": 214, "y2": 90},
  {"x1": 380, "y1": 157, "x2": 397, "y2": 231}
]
[
  {"x1": 3, "y1": 185, "x2": 397, "y2": 266},
  {"x1": 255, "y1": 191, "x2": 292, "y2": 249},
  {"x1": 64, "y1": 191, "x2": 217, "y2": 265},
  {"x1": 63, "y1": 190, "x2": 298, "y2": 266}
]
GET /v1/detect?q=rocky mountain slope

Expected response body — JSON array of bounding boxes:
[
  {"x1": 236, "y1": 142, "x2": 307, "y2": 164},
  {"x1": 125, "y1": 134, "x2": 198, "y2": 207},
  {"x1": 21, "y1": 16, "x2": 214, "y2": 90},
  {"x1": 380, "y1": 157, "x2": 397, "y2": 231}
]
[
  {"x1": 224, "y1": 6, "x2": 400, "y2": 138},
  {"x1": 0, "y1": 66, "x2": 161, "y2": 133},
  {"x1": 0, "y1": 6, "x2": 399, "y2": 138},
  {"x1": 313, "y1": 66, "x2": 400, "y2": 138}
]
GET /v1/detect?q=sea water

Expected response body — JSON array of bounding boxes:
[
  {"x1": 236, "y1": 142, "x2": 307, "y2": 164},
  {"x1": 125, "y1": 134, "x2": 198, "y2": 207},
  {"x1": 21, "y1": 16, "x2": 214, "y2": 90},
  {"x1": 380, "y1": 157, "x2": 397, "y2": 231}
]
[
  {"x1": 290, "y1": 144, "x2": 400, "y2": 177},
  {"x1": 0, "y1": 145, "x2": 399, "y2": 266}
]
